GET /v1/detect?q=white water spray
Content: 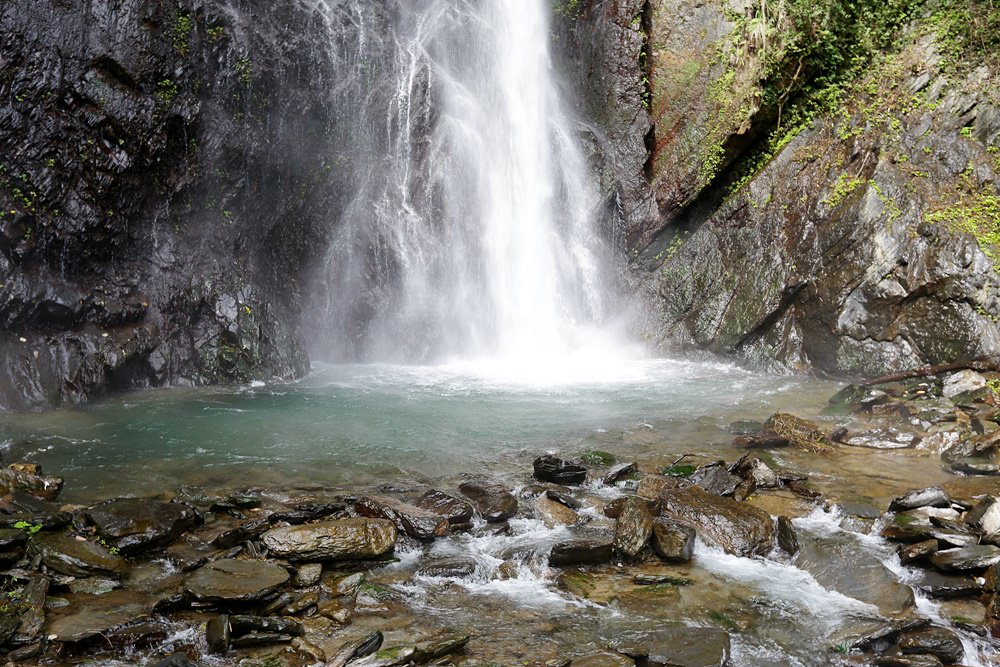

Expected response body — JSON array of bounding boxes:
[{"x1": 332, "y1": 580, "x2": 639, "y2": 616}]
[{"x1": 308, "y1": 0, "x2": 628, "y2": 373}]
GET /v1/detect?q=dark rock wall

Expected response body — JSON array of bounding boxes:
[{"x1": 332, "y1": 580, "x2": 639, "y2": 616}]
[{"x1": 0, "y1": 0, "x2": 341, "y2": 409}]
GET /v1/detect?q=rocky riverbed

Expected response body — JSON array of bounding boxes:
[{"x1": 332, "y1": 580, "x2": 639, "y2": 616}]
[{"x1": 2, "y1": 368, "x2": 1000, "y2": 666}]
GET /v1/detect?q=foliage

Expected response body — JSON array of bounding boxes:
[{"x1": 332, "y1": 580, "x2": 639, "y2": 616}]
[
  {"x1": 13, "y1": 520, "x2": 42, "y2": 535},
  {"x1": 926, "y1": 193, "x2": 1000, "y2": 268},
  {"x1": 173, "y1": 12, "x2": 193, "y2": 55},
  {"x1": 662, "y1": 464, "x2": 696, "y2": 477}
]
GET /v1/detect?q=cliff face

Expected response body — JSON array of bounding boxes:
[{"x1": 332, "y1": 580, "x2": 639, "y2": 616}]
[
  {"x1": 0, "y1": 0, "x2": 343, "y2": 409},
  {"x1": 572, "y1": 0, "x2": 1000, "y2": 376},
  {"x1": 2, "y1": 0, "x2": 998, "y2": 410}
]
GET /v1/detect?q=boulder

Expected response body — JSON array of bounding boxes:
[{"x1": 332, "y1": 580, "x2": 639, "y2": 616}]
[
  {"x1": 183, "y1": 559, "x2": 290, "y2": 603},
  {"x1": 603, "y1": 462, "x2": 638, "y2": 486},
  {"x1": 912, "y1": 570, "x2": 982, "y2": 598},
  {"x1": 0, "y1": 468, "x2": 63, "y2": 501},
  {"x1": 889, "y1": 487, "x2": 952, "y2": 511},
  {"x1": 625, "y1": 626, "x2": 731, "y2": 667},
  {"x1": 46, "y1": 599, "x2": 151, "y2": 643},
  {"x1": 412, "y1": 489, "x2": 474, "y2": 525},
  {"x1": 533, "y1": 455, "x2": 587, "y2": 485},
  {"x1": 899, "y1": 539, "x2": 938, "y2": 565},
  {"x1": 966, "y1": 495, "x2": 1000, "y2": 535},
  {"x1": 262, "y1": 518, "x2": 397, "y2": 561},
  {"x1": 897, "y1": 626, "x2": 964, "y2": 663},
  {"x1": 614, "y1": 496, "x2": 654, "y2": 558},
  {"x1": 651, "y1": 518, "x2": 695, "y2": 563},
  {"x1": 28, "y1": 532, "x2": 128, "y2": 578},
  {"x1": 354, "y1": 496, "x2": 448, "y2": 541},
  {"x1": 604, "y1": 495, "x2": 659, "y2": 519},
  {"x1": 730, "y1": 455, "x2": 779, "y2": 488},
  {"x1": 930, "y1": 545, "x2": 1000, "y2": 571},
  {"x1": 533, "y1": 495, "x2": 577, "y2": 527},
  {"x1": 688, "y1": 464, "x2": 741, "y2": 496},
  {"x1": 776, "y1": 516, "x2": 799, "y2": 556},
  {"x1": 83, "y1": 498, "x2": 201, "y2": 554},
  {"x1": 416, "y1": 557, "x2": 477, "y2": 578},
  {"x1": 657, "y1": 486, "x2": 775, "y2": 557},
  {"x1": 458, "y1": 479, "x2": 518, "y2": 522},
  {"x1": 549, "y1": 536, "x2": 614, "y2": 567},
  {"x1": 942, "y1": 370, "x2": 987, "y2": 398},
  {"x1": 210, "y1": 518, "x2": 270, "y2": 549},
  {"x1": 294, "y1": 563, "x2": 323, "y2": 587}
]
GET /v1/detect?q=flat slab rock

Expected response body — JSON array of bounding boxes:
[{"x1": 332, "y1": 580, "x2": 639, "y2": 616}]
[
  {"x1": 184, "y1": 559, "x2": 290, "y2": 602},
  {"x1": 458, "y1": 478, "x2": 518, "y2": 522},
  {"x1": 618, "y1": 626, "x2": 731, "y2": 667},
  {"x1": 354, "y1": 496, "x2": 448, "y2": 541},
  {"x1": 262, "y1": 517, "x2": 397, "y2": 561},
  {"x1": 28, "y1": 532, "x2": 128, "y2": 579},
  {"x1": 929, "y1": 545, "x2": 1000, "y2": 571},
  {"x1": 46, "y1": 598, "x2": 151, "y2": 643},
  {"x1": 656, "y1": 486, "x2": 774, "y2": 557},
  {"x1": 83, "y1": 497, "x2": 201, "y2": 555}
]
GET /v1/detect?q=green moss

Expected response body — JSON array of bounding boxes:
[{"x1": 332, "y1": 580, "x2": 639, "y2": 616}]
[
  {"x1": 663, "y1": 464, "x2": 697, "y2": 477},
  {"x1": 580, "y1": 450, "x2": 616, "y2": 466},
  {"x1": 155, "y1": 79, "x2": 179, "y2": 103},
  {"x1": 822, "y1": 173, "x2": 863, "y2": 207},
  {"x1": 173, "y1": 12, "x2": 192, "y2": 55},
  {"x1": 926, "y1": 193, "x2": 1000, "y2": 268},
  {"x1": 235, "y1": 57, "x2": 253, "y2": 85}
]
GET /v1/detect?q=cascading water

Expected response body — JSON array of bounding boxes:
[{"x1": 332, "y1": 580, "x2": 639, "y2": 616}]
[{"x1": 306, "y1": 0, "x2": 627, "y2": 371}]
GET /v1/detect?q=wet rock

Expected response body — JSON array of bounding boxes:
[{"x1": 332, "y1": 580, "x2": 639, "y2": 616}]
[
  {"x1": 534, "y1": 495, "x2": 577, "y2": 527},
  {"x1": 0, "y1": 527, "x2": 27, "y2": 550},
  {"x1": 283, "y1": 591, "x2": 319, "y2": 614},
  {"x1": 634, "y1": 573, "x2": 692, "y2": 586},
  {"x1": 688, "y1": 464, "x2": 741, "y2": 496},
  {"x1": 354, "y1": 496, "x2": 448, "y2": 541},
  {"x1": 230, "y1": 614, "x2": 303, "y2": 637},
  {"x1": 899, "y1": 539, "x2": 938, "y2": 565},
  {"x1": 930, "y1": 545, "x2": 1000, "y2": 571},
  {"x1": 0, "y1": 614, "x2": 17, "y2": 646},
  {"x1": 730, "y1": 455, "x2": 779, "y2": 488},
  {"x1": 46, "y1": 599, "x2": 151, "y2": 643},
  {"x1": 873, "y1": 654, "x2": 943, "y2": 667},
  {"x1": 206, "y1": 614, "x2": 230, "y2": 654},
  {"x1": 776, "y1": 516, "x2": 799, "y2": 556},
  {"x1": 914, "y1": 569, "x2": 983, "y2": 597},
  {"x1": 12, "y1": 575, "x2": 48, "y2": 645},
  {"x1": 412, "y1": 489, "x2": 474, "y2": 526},
  {"x1": 328, "y1": 631, "x2": 384, "y2": 667},
  {"x1": 890, "y1": 487, "x2": 953, "y2": 511},
  {"x1": 83, "y1": 498, "x2": 201, "y2": 555},
  {"x1": 570, "y1": 652, "x2": 633, "y2": 667},
  {"x1": 546, "y1": 488, "x2": 583, "y2": 510},
  {"x1": 651, "y1": 518, "x2": 695, "y2": 563},
  {"x1": 210, "y1": 518, "x2": 269, "y2": 549},
  {"x1": 262, "y1": 518, "x2": 397, "y2": 560},
  {"x1": 269, "y1": 501, "x2": 347, "y2": 525},
  {"x1": 942, "y1": 370, "x2": 987, "y2": 398},
  {"x1": 0, "y1": 468, "x2": 63, "y2": 501},
  {"x1": 416, "y1": 557, "x2": 477, "y2": 578},
  {"x1": 458, "y1": 479, "x2": 518, "y2": 522},
  {"x1": 149, "y1": 653, "x2": 199, "y2": 667},
  {"x1": 533, "y1": 455, "x2": 587, "y2": 485},
  {"x1": 183, "y1": 559, "x2": 289, "y2": 603},
  {"x1": 897, "y1": 626, "x2": 964, "y2": 663},
  {"x1": 835, "y1": 500, "x2": 886, "y2": 520},
  {"x1": 603, "y1": 462, "x2": 638, "y2": 486},
  {"x1": 947, "y1": 458, "x2": 1000, "y2": 475},
  {"x1": 549, "y1": 535, "x2": 614, "y2": 566},
  {"x1": 614, "y1": 496, "x2": 654, "y2": 558},
  {"x1": 763, "y1": 414, "x2": 834, "y2": 453},
  {"x1": 628, "y1": 626, "x2": 731, "y2": 667},
  {"x1": 68, "y1": 577, "x2": 120, "y2": 596},
  {"x1": 966, "y1": 495, "x2": 1000, "y2": 535},
  {"x1": 635, "y1": 474, "x2": 687, "y2": 501},
  {"x1": 604, "y1": 495, "x2": 659, "y2": 519},
  {"x1": 28, "y1": 532, "x2": 128, "y2": 578},
  {"x1": 657, "y1": 486, "x2": 775, "y2": 557},
  {"x1": 294, "y1": 562, "x2": 323, "y2": 587},
  {"x1": 851, "y1": 619, "x2": 931, "y2": 652},
  {"x1": 796, "y1": 534, "x2": 914, "y2": 614},
  {"x1": 843, "y1": 427, "x2": 919, "y2": 449}
]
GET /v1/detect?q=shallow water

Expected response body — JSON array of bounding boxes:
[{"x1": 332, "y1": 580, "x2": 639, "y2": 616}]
[{"x1": 0, "y1": 359, "x2": 834, "y2": 502}]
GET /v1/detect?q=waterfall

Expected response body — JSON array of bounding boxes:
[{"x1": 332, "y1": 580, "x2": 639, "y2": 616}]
[{"x1": 306, "y1": 0, "x2": 626, "y2": 371}]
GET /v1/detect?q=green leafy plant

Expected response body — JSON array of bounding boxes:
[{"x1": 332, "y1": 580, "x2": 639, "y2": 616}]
[{"x1": 13, "y1": 520, "x2": 42, "y2": 535}]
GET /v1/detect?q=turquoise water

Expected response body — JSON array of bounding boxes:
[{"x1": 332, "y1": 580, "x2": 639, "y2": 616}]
[{"x1": 0, "y1": 359, "x2": 834, "y2": 501}]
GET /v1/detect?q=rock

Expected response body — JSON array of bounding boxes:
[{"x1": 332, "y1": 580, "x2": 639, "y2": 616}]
[
  {"x1": 83, "y1": 498, "x2": 201, "y2": 555},
  {"x1": 930, "y1": 545, "x2": 1000, "y2": 571},
  {"x1": 657, "y1": 486, "x2": 775, "y2": 557},
  {"x1": 327, "y1": 631, "x2": 384, "y2": 667},
  {"x1": 206, "y1": 615, "x2": 230, "y2": 654},
  {"x1": 269, "y1": 501, "x2": 347, "y2": 525},
  {"x1": 688, "y1": 464, "x2": 741, "y2": 496},
  {"x1": 28, "y1": 532, "x2": 128, "y2": 578},
  {"x1": 183, "y1": 559, "x2": 289, "y2": 603},
  {"x1": 943, "y1": 370, "x2": 987, "y2": 398},
  {"x1": 966, "y1": 495, "x2": 1000, "y2": 535},
  {"x1": 458, "y1": 479, "x2": 518, "y2": 522},
  {"x1": 604, "y1": 495, "x2": 659, "y2": 519},
  {"x1": 776, "y1": 516, "x2": 799, "y2": 556},
  {"x1": 890, "y1": 487, "x2": 953, "y2": 511},
  {"x1": 0, "y1": 527, "x2": 27, "y2": 550},
  {"x1": 730, "y1": 455, "x2": 779, "y2": 488},
  {"x1": 210, "y1": 518, "x2": 270, "y2": 549},
  {"x1": 0, "y1": 468, "x2": 63, "y2": 501},
  {"x1": 294, "y1": 563, "x2": 323, "y2": 587},
  {"x1": 545, "y1": 489, "x2": 583, "y2": 510},
  {"x1": 7, "y1": 463, "x2": 41, "y2": 476},
  {"x1": 873, "y1": 654, "x2": 943, "y2": 667},
  {"x1": 763, "y1": 414, "x2": 834, "y2": 453},
  {"x1": 549, "y1": 536, "x2": 614, "y2": 566},
  {"x1": 651, "y1": 518, "x2": 695, "y2": 563},
  {"x1": 283, "y1": 591, "x2": 319, "y2": 614},
  {"x1": 899, "y1": 539, "x2": 938, "y2": 564},
  {"x1": 230, "y1": 614, "x2": 303, "y2": 637},
  {"x1": 416, "y1": 557, "x2": 477, "y2": 578},
  {"x1": 69, "y1": 577, "x2": 120, "y2": 596},
  {"x1": 533, "y1": 495, "x2": 577, "y2": 527},
  {"x1": 635, "y1": 474, "x2": 687, "y2": 501},
  {"x1": 412, "y1": 489, "x2": 474, "y2": 525},
  {"x1": 603, "y1": 462, "x2": 638, "y2": 486},
  {"x1": 354, "y1": 496, "x2": 448, "y2": 541},
  {"x1": 843, "y1": 427, "x2": 920, "y2": 449},
  {"x1": 897, "y1": 626, "x2": 964, "y2": 663},
  {"x1": 149, "y1": 653, "x2": 199, "y2": 667},
  {"x1": 634, "y1": 573, "x2": 692, "y2": 586},
  {"x1": 0, "y1": 614, "x2": 17, "y2": 646},
  {"x1": 851, "y1": 619, "x2": 931, "y2": 652},
  {"x1": 913, "y1": 569, "x2": 983, "y2": 598},
  {"x1": 47, "y1": 599, "x2": 151, "y2": 643},
  {"x1": 796, "y1": 534, "x2": 914, "y2": 615},
  {"x1": 262, "y1": 518, "x2": 397, "y2": 560},
  {"x1": 569, "y1": 652, "x2": 633, "y2": 667},
  {"x1": 614, "y1": 496, "x2": 654, "y2": 558},
  {"x1": 630, "y1": 626, "x2": 731, "y2": 667},
  {"x1": 533, "y1": 455, "x2": 587, "y2": 485},
  {"x1": 12, "y1": 576, "x2": 48, "y2": 645}
]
